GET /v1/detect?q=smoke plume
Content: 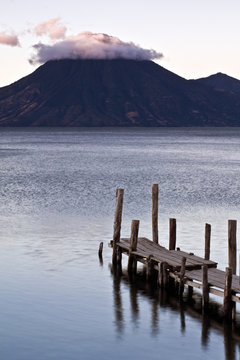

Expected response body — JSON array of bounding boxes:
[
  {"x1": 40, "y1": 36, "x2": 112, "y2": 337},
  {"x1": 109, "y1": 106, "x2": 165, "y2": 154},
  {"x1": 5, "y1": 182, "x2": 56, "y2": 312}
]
[
  {"x1": 0, "y1": 32, "x2": 20, "y2": 47},
  {"x1": 29, "y1": 32, "x2": 163, "y2": 64},
  {"x1": 35, "y1": 18, "x2": 67, "y2": 40}
]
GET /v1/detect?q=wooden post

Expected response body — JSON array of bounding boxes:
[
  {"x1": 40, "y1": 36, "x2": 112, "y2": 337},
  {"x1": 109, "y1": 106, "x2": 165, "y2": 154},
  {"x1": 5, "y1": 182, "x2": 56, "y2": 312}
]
[
  {"x1": 116, "y1": 247, "x2": 122, "y2": 267},
  {"x1": 228, "y1": 220, "x2": 237, "y2": 274},
  {"x1": 127, "y1": 220, "x2": 140, "y2": 274},
  {"x1": 112, "y1": 189, "x2": 124, "y2": 264},
  {"x1": 158, "y1": 262, "x2": 168, "y2": 288},
  {"x1": 223, "y1": 267, "x2": 232, "y2": 320},
  {"x1": 202, "y1": 265, "x2": 209, "y2": 312},
  {"x1": 169, "y1": 218, "x2": 176, "y2": 250},
  {"x1": 228, "y1": 220, "x2": 237, "y2": 321},
  {"x1": 147, "y1": 254, "x2": 155, "y2": 281},
  {"x1": 204, "y1": 223, "x2": 211, "y2": 260},
  {"x1": 98, "y1": 242, "x2": 103, "y2": 257},
  {"x1": 179, "y1": 257, "x2": 186, "y2": 298},
  {"x1": 152, "y1": 184, "x2": 158, "y2": 244}
]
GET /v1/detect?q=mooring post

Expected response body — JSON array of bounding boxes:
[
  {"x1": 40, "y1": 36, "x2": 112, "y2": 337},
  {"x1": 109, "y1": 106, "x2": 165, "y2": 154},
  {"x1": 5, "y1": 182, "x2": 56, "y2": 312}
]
[
  {"x1": 179, "y1": 257, "x2": 186, "y2": 298},
  {"x1": 152, "y1": 184, "x2": 158, "y2": 244},
  {"x1": 228, "y1": 219, "x2": 237, "y2": 321},
  {"x1": 228, "y1": 220, "x2": 237, "y2": 274},
  {"x1": 98, "y1": 242, "x2": 103, "y2": 257},
  {"x1": 202, "y1": 265, "x2": 209, "y2": 313},
  {"x1": 204, "y1": 223, "x2": 211, "y2": 260},
  {"x1": 127, "y1": 220, "x2": 140, "y2": 274},
  {"x1": 223, "y1": 267, "x2": 233, "y2": 320},
  {"x1": 169, "y1": 218, "x2": 176, "y2": 250},
  {"x1": 112, "y1": 188, "x2": 124, "y2": 265}
]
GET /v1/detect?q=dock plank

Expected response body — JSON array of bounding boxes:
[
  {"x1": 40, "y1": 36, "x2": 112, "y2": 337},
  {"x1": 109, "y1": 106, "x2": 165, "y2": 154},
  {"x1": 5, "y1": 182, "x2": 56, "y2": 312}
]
[
  {"x1": 118, "y1": 237, "x2": 217, "y2": 270},
  {"x1": 184, "y1": 268, "x2": 240, "y2": 293}
]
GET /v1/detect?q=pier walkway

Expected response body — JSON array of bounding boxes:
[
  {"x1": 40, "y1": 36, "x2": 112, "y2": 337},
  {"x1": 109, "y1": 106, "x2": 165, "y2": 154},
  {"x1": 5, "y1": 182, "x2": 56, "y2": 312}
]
[{"x1": 108, "y1": 186, "x2": 240, "y2": 321}]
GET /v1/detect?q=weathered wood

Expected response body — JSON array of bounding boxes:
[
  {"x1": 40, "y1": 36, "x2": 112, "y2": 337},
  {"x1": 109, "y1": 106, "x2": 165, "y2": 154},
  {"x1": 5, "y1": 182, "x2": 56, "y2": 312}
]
[
  {"x1": 127, "y1": 220, "x2": 140, "y2": 274},
  {"x1": 158, "y1": 262, "x2": 163, "y2": 287},
  {"x1": 152, "y1": 184, "x2": 158, "y2": 244},
  {"x1": 179, "y1": 257, "x2": 186, "y2": 297},
  {"x1": 169, "y1": 271, "x2": 240, "y2": 303},
  {"x1": 223, "y1": 267, "x2": 233, "y2": 320},
  {"x1": 116, "y1": 246, "x2": 122, "y2": 266},
  {"x1": 228, "y1": 220, "x2": 237, "y2": 274},
  {"x1": 188, "y1": 285, "x2": 193, "y2": 299},
  {"x1": 98, "y1": 242, "x2": 103, "y2": 257},
  {"x1": 147, "y1": 254, "x2": 154, "y2": 281},
  {"x1": 158, "y1": 261, "x2": 169, "y2": 288},
  {"x1": 202, "y1": 265, "x2": 209, "y2": 312},
  {"x1": 112, "y1": 189, "x2": 124, "y2": 264},
  {"x1": 169, "y1": 218, "x2": 176, "y2": 250},
  {"x1": 204, "y1": 223, "x2": 211, "y2": 260},
  {"x1": 118, "y1": 237, "x2": 217, "y2": 270},
  {"x1": 162, "y1": 262, "x2": 168, "y2": 289}
]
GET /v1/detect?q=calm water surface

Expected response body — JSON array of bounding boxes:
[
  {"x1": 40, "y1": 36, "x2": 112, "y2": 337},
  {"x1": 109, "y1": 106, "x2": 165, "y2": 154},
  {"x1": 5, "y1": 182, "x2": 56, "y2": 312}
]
[{"x1": 0, "y1": 127, "x2": 240, "y2": 360}]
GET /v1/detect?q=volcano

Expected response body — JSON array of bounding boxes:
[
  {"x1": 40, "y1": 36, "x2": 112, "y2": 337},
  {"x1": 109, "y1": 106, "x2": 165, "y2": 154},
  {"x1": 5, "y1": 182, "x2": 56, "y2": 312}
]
[{"x1": 0, "y1": 59, "x2": 239, "y2": 126}]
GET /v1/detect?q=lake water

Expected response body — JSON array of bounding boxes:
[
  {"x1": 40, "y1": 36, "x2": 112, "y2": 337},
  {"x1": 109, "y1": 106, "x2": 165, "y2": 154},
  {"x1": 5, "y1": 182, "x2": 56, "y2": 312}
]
[{"x1": 0, "y1": 127, "x2": 239, "y2": 359}]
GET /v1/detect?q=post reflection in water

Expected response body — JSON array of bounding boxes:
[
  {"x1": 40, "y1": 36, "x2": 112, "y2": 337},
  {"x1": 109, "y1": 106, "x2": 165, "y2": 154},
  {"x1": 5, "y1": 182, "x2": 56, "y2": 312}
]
[
  {"x1": 129, "y1": 280, "x2": 139, "y2": 324},
  {"x1": 112, "y1": 266, "x2": 124, "y2": 335},
  {"x1": 224, "y1": 322, "x2": 236, "y2": 360},
  {"x1": 201, "y1": 315, "x2": 210, "y2": 348},
  {"x1": 111, "y1": 267, "x2": 240, "y2": 360}
]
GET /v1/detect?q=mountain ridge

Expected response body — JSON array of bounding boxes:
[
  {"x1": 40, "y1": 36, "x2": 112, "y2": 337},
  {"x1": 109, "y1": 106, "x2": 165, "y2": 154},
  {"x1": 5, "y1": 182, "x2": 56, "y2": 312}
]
[{"x1": 0, "y1": 59, "x2": 239, "y2": 126}]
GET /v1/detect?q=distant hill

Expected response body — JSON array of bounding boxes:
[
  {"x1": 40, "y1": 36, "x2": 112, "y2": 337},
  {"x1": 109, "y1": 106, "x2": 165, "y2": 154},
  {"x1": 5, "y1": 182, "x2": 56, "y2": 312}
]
[
  {"x1": 0, "y1": 59, "x2": 240, "y2": 126},
  {"x1": 195, "y1": 72, "x2": 240, "y2": 94}
]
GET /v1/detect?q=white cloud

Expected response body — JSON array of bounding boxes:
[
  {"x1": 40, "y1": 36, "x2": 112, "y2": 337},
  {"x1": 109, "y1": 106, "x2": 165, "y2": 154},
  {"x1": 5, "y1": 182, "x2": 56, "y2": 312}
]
[{"x1": 30, "y1": 32, "x2": 163, "y2": 64}]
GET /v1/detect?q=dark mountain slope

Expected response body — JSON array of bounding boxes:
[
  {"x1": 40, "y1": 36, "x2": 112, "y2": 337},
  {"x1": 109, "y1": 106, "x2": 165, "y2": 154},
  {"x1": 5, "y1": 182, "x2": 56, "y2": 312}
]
[
  {"x1": 0, "y1": 59, "x2": 240, "y2": 126},
  {"x1": 196, "y1": 72, "x2": 240, "y2": 94}
]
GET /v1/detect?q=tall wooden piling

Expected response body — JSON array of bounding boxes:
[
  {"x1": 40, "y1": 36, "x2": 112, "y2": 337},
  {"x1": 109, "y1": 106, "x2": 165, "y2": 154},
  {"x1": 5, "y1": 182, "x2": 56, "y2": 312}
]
[
  {"x1": 112, "y1": 189, "x2": 124, "y2": 265},
  {"x1": 228, "y1": 220, "x2": 237, "y2": 274},
  {"x1": 204, "y1": 223, "x2": 211, "y2": 260},
  {"x1": 169, "y1": 218, "x2": 176, "y2": 250},
  {"x1": 127, "y1": 220, "x2": 140, "y2": 274},
  {"x1": 223, "y1": 267, "x2": 233, "y2": 320},
  {"x1": 179, "y1": 257, "x2": 186, "y2": 298},
  {"x1": 202, "y1": 265, "x2": 209, "y2": 312},
  {"x1": 152, "y1": 184, "x2": 158, "y2": 244}
]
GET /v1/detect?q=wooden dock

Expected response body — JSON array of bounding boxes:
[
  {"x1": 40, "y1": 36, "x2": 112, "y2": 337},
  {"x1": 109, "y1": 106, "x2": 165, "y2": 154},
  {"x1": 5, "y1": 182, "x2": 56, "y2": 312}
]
[{"x1": 108, "y1": 185, "x2": 239, "y2": 322}]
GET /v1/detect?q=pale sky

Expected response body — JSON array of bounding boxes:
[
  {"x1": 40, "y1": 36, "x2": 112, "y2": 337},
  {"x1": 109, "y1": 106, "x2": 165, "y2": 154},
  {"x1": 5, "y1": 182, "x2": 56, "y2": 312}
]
[{"x1": 0, "y1": 0, "x2": 240, "y2": 87}]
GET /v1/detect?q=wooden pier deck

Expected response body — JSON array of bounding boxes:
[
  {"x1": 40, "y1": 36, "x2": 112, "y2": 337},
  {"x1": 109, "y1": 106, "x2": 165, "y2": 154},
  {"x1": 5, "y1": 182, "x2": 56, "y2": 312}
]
[
  {"x1": 109, "y1": 186, "x2": 239, "y2": 321},
  {"x1": 118, "y1": 237, "x2": 217, "y2": 271},
  {"x1": 115, "y1": 237, "x2": 240, "y2": 304}
]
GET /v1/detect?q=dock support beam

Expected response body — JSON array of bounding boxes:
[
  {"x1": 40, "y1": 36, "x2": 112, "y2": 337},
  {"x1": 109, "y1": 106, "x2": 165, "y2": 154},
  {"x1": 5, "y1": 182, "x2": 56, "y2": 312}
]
[
  {"x1": 223, "y1": 267, "x2": 233, "y2": 320},
  {"x1": 204, "y1": 223, "x2": 211, "y2": 260},
  {"x1": 228, "y1": 220, "x2": 237, "y2": 274},
  {"x1": 202, "y1": 265, "x2": 209, "y2": 312},
  {"x1": 112, "y1": 189, "x2": 124, "y2": 265},
  {"x1": 228, "y1": 220, "x2": 237, "y2": 321},
  {"x1": 158, "y1": 262, "x2": 168, "y2": 289},
  {"x1": 169, "y1": 218, "x2": 176, "y2": 250},
  {"x1": 147, "y1": 254, "x2": 155, "y2": 281},
  {"x1": 128, "y1": 220, "x2": 140, "y2": 274},
  {"x1": 152, "y1": 184, "x2": 158, "y2": 244},
  {"x1": 179, "y1": 257, "x2": 186, "y2": 298}
]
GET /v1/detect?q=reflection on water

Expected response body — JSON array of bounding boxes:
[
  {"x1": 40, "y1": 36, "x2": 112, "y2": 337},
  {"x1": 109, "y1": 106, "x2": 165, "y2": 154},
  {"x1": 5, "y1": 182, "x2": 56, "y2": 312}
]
[
  {"x1": 1, "y1": 128, "x2": 240, "y2": 359},
  {"x1": 110, "y1": 266, "x2": 240, "y2": 360}
]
